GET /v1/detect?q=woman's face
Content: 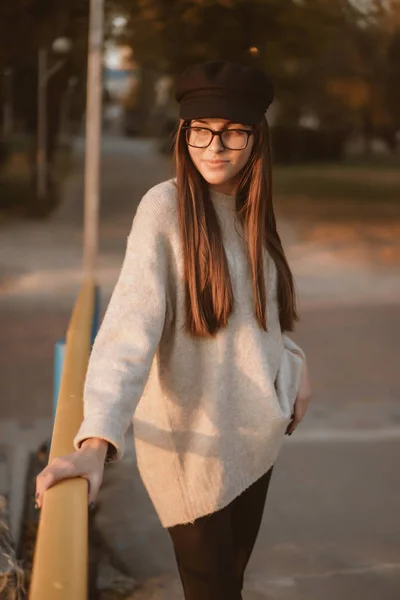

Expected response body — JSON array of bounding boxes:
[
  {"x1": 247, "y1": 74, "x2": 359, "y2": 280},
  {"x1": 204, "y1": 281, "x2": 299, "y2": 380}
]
[{"x1": 186, "y1": 118, "x2": 255, "y2": 195}]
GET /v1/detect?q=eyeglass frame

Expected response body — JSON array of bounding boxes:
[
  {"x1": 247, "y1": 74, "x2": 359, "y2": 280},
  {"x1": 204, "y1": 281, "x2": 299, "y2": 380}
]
[{"x1": 182, "y1": 124, "x2": 256, "y2": 151}]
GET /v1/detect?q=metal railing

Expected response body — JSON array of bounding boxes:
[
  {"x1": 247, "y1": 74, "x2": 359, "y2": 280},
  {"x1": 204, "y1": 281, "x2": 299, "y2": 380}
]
[{"x1": 29, "y1": 280, "x2": 96, "y2": 600}]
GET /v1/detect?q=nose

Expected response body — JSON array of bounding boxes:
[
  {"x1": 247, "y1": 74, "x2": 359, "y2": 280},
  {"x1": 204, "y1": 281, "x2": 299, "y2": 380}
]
[{"x1": 208, "y1": 133, "x2": 224, "y2": 153}]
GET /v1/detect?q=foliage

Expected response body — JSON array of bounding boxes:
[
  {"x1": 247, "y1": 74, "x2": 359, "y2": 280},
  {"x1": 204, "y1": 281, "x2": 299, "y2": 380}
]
[
  {"x1": 0, "y1": 1, "x2": 89, "y2": 69},
  {"x1": 110, "y1": 0, "x2": 400, "y2": 140},
  {"x1": 0, "y1": 1, "x2": 89, "y2": 169}
]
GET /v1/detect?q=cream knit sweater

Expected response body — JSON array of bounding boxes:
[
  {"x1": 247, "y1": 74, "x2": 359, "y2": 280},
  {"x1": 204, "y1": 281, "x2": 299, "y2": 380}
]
[{"x1": 74, "y1": 179, "x2": 305, "y2": 528}]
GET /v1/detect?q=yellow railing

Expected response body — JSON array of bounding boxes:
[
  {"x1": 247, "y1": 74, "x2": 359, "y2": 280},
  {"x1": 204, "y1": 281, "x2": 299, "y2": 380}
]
[{"x1": 29, "y1": 280, "x2": 96, "y2": 600}]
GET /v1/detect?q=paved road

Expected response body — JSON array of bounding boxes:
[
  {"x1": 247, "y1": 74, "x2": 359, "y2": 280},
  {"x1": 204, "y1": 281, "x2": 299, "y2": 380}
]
[{"x1": 1, "y1": 136, "x2": 399, "y2": 598}]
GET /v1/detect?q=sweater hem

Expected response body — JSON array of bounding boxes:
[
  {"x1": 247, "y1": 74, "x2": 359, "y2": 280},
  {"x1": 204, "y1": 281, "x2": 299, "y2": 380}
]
[{"x1": 158, "y1": 449, "x2": 282, "y2": 529}]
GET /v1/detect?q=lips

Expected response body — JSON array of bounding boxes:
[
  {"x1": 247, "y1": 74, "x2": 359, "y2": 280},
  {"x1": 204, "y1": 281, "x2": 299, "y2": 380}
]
[{"x1": 204, "y1": 160, "x2": 228, "y2": 167}]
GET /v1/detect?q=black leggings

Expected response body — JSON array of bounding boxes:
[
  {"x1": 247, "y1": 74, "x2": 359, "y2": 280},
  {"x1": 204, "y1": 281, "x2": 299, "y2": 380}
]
[{"x1": 167, "y1": 467, "x2": 273, "y2": 600}]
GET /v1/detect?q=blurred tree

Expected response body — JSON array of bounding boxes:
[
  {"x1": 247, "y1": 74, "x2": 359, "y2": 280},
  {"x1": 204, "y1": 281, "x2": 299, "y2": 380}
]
[
  {"x1": 2, "y1": 0, "x2": 396, "y2": 161},
  {"x1": 0, "y1": 0, "x2": 89, "y2": 215},
  {"x1": 385, "y1": 9, "x2": 400, "y2": 142},
  {"x1": 0, "y1": 0, "x2": 89, "y2": 129},
  {"x1": 109, "y1": 0, "x2": 291, "y2": 74},
  {"x1": 110, "y1": 0, "x2": 398, "y2": 155}
]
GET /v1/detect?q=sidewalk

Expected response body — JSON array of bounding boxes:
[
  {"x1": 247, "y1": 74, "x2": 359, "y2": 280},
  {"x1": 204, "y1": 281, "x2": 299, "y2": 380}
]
[{"x1": 97, "y1": 430, "x2": 400, "y2": 600}]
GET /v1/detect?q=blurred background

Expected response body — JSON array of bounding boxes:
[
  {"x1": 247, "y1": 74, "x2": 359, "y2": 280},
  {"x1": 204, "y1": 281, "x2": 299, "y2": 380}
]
[{"x1": 1, "y1": 1, "x2": 400, "y2": 599}]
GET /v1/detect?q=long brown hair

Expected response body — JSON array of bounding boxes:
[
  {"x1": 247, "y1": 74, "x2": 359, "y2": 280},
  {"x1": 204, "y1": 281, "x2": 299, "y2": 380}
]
[{"x1": 174, "y1": 117, "x2": 299, "y2": 337}]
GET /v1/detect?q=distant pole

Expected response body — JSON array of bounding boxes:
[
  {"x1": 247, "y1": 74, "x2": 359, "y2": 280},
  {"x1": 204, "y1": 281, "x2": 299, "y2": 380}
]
[
  {"x1": 3, "y1": 67, "x2": 14, "y2": 137},
  {"x1": 37, "y1": 47, "x2": 48, "y2": 199},
  {"x1": 36, "y1": 39, "x2": 73, "y2": 201},
  {"x1": 83, "y1": 0, "x2": 104, "y2": 278}
]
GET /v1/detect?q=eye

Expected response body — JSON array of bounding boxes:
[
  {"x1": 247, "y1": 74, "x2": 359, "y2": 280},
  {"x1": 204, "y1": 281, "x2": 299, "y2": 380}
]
[
  {"x1": 225, "y1": 129, "x2": 246, "y2": 137},
  {"x1": 220, "y1": 129, "x2": 250, "y2": 150},
  {"x1": 191, "y1": 128, "x2": 210, "y2": 138},
  {"x1": 186, "y1": 127, "x2": 213, "y2": 148}
]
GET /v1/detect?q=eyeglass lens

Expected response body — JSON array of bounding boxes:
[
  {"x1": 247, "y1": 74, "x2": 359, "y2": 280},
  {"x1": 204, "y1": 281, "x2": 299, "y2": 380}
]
[{"x1": 186, "y1": 128, "x2": 249, "y2": 150}]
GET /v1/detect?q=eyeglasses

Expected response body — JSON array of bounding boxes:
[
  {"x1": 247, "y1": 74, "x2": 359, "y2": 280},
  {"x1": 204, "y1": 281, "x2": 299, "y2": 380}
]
[{"x1": 182, "y1": 126, "x2": 255, "y2": 150}]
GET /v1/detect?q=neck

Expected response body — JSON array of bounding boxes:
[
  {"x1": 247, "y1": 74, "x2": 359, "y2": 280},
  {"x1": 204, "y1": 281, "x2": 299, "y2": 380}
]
[
  {"x1": 209, "y1": 176, "x2": 239, "y2": 196},
  {"x1": 209, "y1": 184, "x2": 234, "y2": 195}
]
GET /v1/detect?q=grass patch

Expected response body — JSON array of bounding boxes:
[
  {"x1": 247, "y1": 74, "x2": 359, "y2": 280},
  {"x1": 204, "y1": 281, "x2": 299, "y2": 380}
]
[{"x1": 274, "y1": 162, "x2": 400, "y2": 203}]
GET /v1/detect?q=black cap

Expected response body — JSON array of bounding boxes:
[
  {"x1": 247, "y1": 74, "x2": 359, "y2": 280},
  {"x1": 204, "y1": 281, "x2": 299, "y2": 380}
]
[{"x1": 175, "y1": 60, "x2": 274, "y2": 124}]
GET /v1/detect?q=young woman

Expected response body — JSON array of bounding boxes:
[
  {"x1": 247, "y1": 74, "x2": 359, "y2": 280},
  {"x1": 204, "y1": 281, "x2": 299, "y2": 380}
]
[{"x1": 36, "y1": 60, "x2": 312, "y2": 599}]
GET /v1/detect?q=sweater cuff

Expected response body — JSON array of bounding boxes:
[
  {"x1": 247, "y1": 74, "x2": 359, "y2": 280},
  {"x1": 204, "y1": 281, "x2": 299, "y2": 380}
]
[{"x1": 74, "y1": 415, "x2": 125, "y2": 462}]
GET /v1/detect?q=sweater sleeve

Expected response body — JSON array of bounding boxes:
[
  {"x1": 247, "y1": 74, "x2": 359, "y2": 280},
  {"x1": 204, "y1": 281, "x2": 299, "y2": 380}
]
[{"x1": 74, "y1": 192, "x2": 168, "y2": 461}]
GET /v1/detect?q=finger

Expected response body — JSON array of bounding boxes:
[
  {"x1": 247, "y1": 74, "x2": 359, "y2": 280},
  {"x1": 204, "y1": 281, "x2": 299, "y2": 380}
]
[
  {"x1": 286, "y1": 423, "x2": 296, "y2": 435},
  {"x1": 286, "y1": 422, "x2": 294, "y2": 435},
  {"x1": 285, "y1": 411, "x2": 296, "y2": 435},
  {"x1": 86, "y1": 471, "x2": 104, "y2": 506},
  {"x1": 83, "y1": 477, "x2": 95, "y2": 509},
  {"x1": 286, "y1": 417, "x2": 300, "y2": 436},
  {"x1": 285, "y1": 420, "x2": 295, "y2": 435},
  {"x1": 35, "y1": 457, "x2": 83, "y2": 508}
]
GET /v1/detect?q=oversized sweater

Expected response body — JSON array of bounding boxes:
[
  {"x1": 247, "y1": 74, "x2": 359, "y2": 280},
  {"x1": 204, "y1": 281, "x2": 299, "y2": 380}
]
[{"x1": 74, "y1": 179, "x2": 305, "y2": 528}]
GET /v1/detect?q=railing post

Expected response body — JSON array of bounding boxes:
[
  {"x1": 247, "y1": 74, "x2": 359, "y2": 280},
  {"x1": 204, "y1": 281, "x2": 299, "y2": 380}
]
[{"x1": 53, "y1": 339, "x2": 66, "y2": 417}]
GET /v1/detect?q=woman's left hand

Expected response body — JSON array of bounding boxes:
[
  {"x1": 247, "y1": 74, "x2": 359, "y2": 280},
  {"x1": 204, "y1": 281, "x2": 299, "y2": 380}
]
[{"x1": 286, "y1": 360, "x2": 312, "y2": 436}]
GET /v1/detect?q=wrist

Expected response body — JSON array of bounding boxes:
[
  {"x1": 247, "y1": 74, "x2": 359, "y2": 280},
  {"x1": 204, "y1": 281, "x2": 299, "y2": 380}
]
[{"x1": 80, "y1": 437, "x2": 109, "y2": 456}]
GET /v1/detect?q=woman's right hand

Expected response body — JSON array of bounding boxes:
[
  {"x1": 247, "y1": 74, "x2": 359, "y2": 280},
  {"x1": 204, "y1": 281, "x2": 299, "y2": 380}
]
[{"x1": 35, "y1": 438, "x2": 109, "y2": 509}]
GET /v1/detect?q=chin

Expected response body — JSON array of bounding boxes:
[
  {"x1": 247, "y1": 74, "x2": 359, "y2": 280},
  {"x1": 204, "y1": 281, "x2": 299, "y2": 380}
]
[{"x1": 201, "y1": 171, "x2": 231, "y2": 186}]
